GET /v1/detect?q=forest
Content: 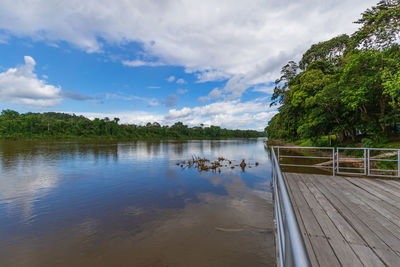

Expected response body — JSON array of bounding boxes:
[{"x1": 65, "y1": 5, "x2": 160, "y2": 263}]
[
  {"x1": 266, "y1": 0, "x2": 400, "y2": 146},
  {"x1": 0, "y1": 109, "x2": 263, "y2": 139}
]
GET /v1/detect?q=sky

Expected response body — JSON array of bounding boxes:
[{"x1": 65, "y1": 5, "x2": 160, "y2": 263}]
[{"x1": 0, "y1": 0, "x2": 378, "y2": 130}]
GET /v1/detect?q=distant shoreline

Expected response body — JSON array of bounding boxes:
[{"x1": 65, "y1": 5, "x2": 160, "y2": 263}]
[{"x1": 0, "y1": 136, "x2": 267, "y2": 142}]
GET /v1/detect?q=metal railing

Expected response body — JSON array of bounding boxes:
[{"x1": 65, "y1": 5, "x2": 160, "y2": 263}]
[
  {"x1": 271, "y1": 145, "x2": 400, "y2": 266},
  {"x1": 274, "y1": 146, "x2": 400, "y2": 178},
  {"x1": 276, "y1": 146, "x2": 336, "y2": 176},
  {"x1": 271, "y1": 148, "x2": 311, "y2": 267}
]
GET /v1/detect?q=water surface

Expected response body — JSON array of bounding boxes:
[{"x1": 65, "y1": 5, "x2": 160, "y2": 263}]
[{"x1": 0, "y1": 138, "x2": 274, "y2": 266}]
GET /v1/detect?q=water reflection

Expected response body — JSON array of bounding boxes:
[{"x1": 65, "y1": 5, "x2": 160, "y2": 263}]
[{"x1": 0, "y1": 138, "x2": 273, "y2": 266}]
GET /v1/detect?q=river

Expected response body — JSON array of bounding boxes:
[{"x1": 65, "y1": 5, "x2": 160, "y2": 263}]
[{"x1": 0, "y1": 138, "x2": 274, "y2": 266}]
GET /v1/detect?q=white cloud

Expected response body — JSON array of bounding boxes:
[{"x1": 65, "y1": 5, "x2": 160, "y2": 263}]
[
  {"x1": 72, "y1": 98, "x2": 276, "y2": 130},
  {"x1": 122, "y1": 59, "x2": 164, "y2": 67},
  {"x1": 198, "y1": 87, "x2": 222, "y2": 102},
  {"x1": 165, "y1": 98, "x2": 276, "y2": 130},
  {"x1": 0, "y1": 0, "x2": 377, "y2": 98},
  {"x1": 0, "y1": 56, "x2": 62, "y2": 107},
  {"x1": 252, "y1": 85, "x2": 275, "y2": 94},
  {"x1": 177, "y1": 88, "x2": 188, "y2": 94},
  {"x1": 176, "y1": 78, "x2": 185, "y2": 84},
  {"x1": 167, "y1": 75, "x2": 175, "y2": 82},
  {"x1": 193, "y1": 69, "x2": 231, "y2": 83}
]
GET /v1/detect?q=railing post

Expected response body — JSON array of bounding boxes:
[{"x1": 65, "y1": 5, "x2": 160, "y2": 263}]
[
  {"x1": 398, "y1": 149, "x2": 400, "y2": 178},
  {"x1": 367, "y1": 149, "x2": 370, "y2": 176},
  {"x1": 337, "y1": 148, "x2": 340, "y2": 174},
  {"x1": 277, "y1": 147, "x2": 280, "y2": 163},
  {"x1": 332, "y1": 148, "x2": 335, "y2": 177},
  {"x1": 364, "y1": 148, "x2": 367, "y2": 175}
]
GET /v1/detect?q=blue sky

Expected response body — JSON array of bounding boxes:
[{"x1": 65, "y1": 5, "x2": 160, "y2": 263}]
[{"x1": 0, "y1": 0, "x2": 377, "y2": 130}]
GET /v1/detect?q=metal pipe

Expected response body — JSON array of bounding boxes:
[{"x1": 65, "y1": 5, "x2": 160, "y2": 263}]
[
  {"x1": 332, "y1": 148, "x2": 335, "y2": 176},
  {"x1": 368, "y1": 149, "x2": 370, "y2": 176},
  {"x1": 398, "y1": 150, "x2": 400, "y2": 178},
  {"x1": 277, "y1": 147, "x2": 280, "y2": 163},
  {"x1": 279, "y1": 155, "x2": 332, "y2": 159},
  {"x1": 279, "y1": 163, "x2": 334, "y2": 169},
  {"x1": 364, "y1": 148, "x2": 367, "y2": 175},
  {"x1": 271, "y1": 148, "x2": 311, "y2": 267}
]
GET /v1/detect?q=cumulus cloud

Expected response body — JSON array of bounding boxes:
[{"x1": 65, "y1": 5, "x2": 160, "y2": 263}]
[
  {"x1": 74, "y1": 98, "x2": 276, "y2": 130},
  {"x1": 0, "y1": 0, "x2": 377, "y2": 98},
  {"x1": 176, "y1": 78, "x2": 185, "y2": 85},
  {"x1": 167, "y1": 75, "x2": 175, "y2": 82},
  {"x1": 165, "y1": 98, "x2": 277, "y2": 130},
  {"x1": 122, "y1": 59, "x2": 164, "y2": 67},
  {"x1": 198, "y1": 88, "x2": 222, "y2": 103},
  {"x1": 252, "y1": 85, "x2": 275, "y2": 94},
  {"x1": 193, "y1": 69, "x2": 231, "y2": 83},
  {"x1": 0, "y1": 56, "x2": 62, "y2": 107}
]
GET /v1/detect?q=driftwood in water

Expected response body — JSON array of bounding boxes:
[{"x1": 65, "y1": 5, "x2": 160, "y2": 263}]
[{"x1": 177, "y1": 156, "x2": 260, "y2": 173}]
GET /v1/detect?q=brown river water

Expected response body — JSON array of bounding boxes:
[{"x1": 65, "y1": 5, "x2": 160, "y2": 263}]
[{"x1": 0, "y1": 138, "x2": 274, "y2": 266}]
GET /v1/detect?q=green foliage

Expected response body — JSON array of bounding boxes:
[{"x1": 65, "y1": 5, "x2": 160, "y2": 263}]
[
  {"x1": 361, "y1": 138, "x2": 374, "y2": 148},
  {"x1": 266, "y1": 1, "x2": 400, "y2": 144},
  {"x1": 0, "y1": 111, "x2": 264, "y2": 140},
  {"x1": 352, "y1": 0, "x2": 400, "y2": 50}
]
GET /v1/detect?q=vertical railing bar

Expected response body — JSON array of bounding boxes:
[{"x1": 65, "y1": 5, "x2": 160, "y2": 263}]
[
  {"x1": 368, "y1": 149, "x2": 370, "y2": 176},
  {"x1": 364, "y1": 148, "x2": 367, "y2": 175},
  {"x1": 277, "y1": 147, "x2": 280, "y2": 164},
  {"x1": 332, "y1": 148, "x2": 335, "y2": 177},
  {"x1": 398, "y1": 149, "x2": 400, "y2": 178},
  {"x1": 337, "y1": 148, "x2": 340, "y2": 174}
]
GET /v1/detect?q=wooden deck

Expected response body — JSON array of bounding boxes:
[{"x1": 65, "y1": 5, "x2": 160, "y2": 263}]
[{"x1": 284, "y1": 172, "x2": 400, "y2": 266}]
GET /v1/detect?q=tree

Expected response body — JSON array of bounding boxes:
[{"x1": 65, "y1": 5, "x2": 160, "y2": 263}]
[{"x1": 352, "y1": 0, "x2": 400, "y2": 50}]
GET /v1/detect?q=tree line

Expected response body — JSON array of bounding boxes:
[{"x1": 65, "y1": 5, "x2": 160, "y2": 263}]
[
  {"x1": 266, "y1": 0, "x2": 400, "y2": 145},
  {"x1": 0, "y1": 109, "x2": 263, "y2": 139}
]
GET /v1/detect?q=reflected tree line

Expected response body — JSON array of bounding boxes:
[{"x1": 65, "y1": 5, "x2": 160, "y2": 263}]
[{"x1": 0, "y1": 139, "x2": 262, "y2": 172}]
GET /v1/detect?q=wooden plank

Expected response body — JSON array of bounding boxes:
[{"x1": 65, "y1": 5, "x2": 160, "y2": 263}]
[
  {"x1": 283, "y1": 173, "x2": 319, "y2": 267},
  {"x1": 301, "y1": 174, "x2": 365, "y2": 245},
  {"x1": 350, "y1": 244, "x2": 385, "y2": 267},
  {"x1": 335, "y1": 177, "x2": 400, "y2": 229},
  {"x1": 379, "y1": 179, "x2": 400, "y2": 192},
  {"x1": 359, "y1": 178, "x2": 400, "y2": 198},
  {"x1": 307, "y1": 174, "x2": 400, "y2": 266},
  {"x1": 284, "y1": 173, "x2": 340, "y2": 266},
  {"x1": 323, "y1": 176, "x2": 400, "y2": 249},
  {"x1": 304, "y1": 175, "x2": 388, "y2": 266},
  {"x1": 346, "y1": 178, "x2": 400, "y2": 214},
  {"x1": 295, "y1": 177, "x2": 363, "y2": 266}
]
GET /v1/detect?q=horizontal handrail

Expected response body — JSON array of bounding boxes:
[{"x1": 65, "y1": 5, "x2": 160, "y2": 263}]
[
  {"x1": 271, "y1": 148, "x2": 311, "y2": 267},
  {"x1": 275, "y1": 146, "x2": 334, "y2": 149},
  {"x1": 279, "y1": 155, "x2": 332, "y2": 159},
  {"x1": 280, "y1": 163, "x2": 333, "y2": 169}
]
